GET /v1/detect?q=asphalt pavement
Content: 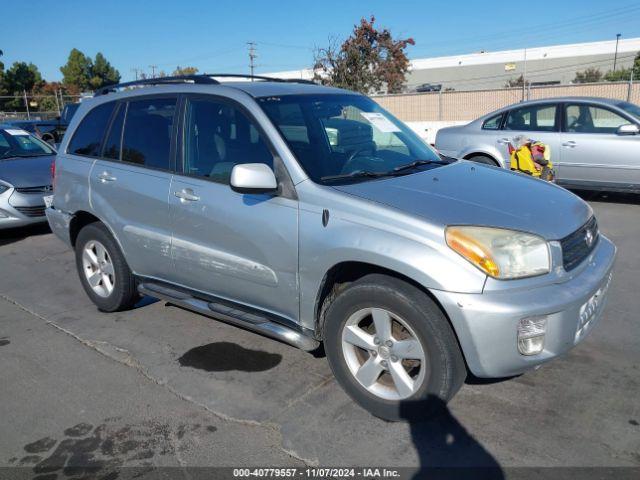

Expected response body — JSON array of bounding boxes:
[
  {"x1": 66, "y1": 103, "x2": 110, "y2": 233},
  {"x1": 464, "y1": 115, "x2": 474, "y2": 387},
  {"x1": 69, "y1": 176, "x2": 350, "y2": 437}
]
[{"x1": 0, "y1": 191, "x2": 638, "y2": 478}]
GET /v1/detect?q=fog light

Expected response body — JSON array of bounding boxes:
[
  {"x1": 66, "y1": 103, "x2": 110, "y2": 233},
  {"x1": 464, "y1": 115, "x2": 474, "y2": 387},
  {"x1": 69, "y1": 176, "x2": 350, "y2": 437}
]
[
  {"x1": 0, "y1": 209, "x2": 8, "y2": 218},
  {"x1": 518, "y1": 315, "x2": 547, "y2": 355}
]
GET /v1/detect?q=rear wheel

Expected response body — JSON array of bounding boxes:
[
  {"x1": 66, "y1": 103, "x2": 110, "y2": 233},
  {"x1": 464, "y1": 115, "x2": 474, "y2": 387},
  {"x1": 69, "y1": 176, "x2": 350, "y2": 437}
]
[
  {"x1": 323, "y1": 274, "x2": 466, "y2": 421},
  {"x1": 75, "y1": 222, "x2": 138, "y2": 312},
  {"x1": 467, "y1": 155, "x2": 497, "y2": 166}
]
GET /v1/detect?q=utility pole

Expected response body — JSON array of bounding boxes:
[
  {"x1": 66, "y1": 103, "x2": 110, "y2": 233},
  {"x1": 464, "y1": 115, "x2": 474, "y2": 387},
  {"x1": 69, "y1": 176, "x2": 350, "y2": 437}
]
[
  {"x1": 247, "y1": 42, "x2": 257, "y2": 80},
  {"x1": 522, "y1": 48, "x2": 527, "y2": 102},
  {"x1": 23, "y1": 90, "x2": 30, "y2": 120},
  {"x1": 614, "y1": 33, "x2": 621, "y2": 72},
  {"x1": 628, "y1": 67, "x2": 634, "y2": 102},
  {"x1": 131, "y1": 68, "x2": 140, "y2": 80},
  {"x1": 149, "y1": 65, "x2": 158, "y2": 78}
]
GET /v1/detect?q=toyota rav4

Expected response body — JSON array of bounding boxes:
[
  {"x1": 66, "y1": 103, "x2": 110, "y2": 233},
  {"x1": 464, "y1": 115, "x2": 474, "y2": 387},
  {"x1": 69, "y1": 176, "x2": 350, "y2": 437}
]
[{"x1": 46, "y1": 74, "x2": 616, "y2": 421}]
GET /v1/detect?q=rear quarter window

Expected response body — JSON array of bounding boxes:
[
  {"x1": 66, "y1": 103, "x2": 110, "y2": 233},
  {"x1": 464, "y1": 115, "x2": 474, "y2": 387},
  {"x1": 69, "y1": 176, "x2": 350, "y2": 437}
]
[
  {"x1": 482, "y1": 113, "x2": 503, "y2": 130},
  {"x1": 67, "y1": 102, "x2": 116, "y2": 157}
]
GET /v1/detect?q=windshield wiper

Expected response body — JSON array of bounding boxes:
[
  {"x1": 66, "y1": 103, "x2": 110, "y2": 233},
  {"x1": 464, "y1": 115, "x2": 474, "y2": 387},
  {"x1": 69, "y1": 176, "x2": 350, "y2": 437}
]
[
  {"x1": 321, "y1": 170, "x2": 396, "y2": 182},
  {"x1": 392, "y1": 159, "x2": 449, "y2": 172}
]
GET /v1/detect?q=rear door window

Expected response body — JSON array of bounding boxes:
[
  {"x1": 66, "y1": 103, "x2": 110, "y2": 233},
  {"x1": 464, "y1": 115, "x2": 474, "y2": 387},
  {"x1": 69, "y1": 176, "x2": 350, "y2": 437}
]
[
  {"x1": 505, "y1": 104, "x2": 557, "y2": 132},
  {"x1": 121, "y1": 97, "x2": 177, "y2": 170},
  {"x1": 68, "y1": 102, "x2": 116, "y2": 156}
]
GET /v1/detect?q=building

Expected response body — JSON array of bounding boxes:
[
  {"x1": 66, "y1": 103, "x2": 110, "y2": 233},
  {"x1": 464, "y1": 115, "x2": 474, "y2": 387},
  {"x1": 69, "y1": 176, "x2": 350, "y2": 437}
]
[{"x1": 265, "y1": 37, "x2": 640, "y2": 92}]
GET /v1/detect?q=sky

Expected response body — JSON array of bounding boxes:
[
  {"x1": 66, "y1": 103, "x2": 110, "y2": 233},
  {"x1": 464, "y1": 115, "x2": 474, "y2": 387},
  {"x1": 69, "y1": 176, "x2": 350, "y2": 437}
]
[{"x1": 3, "y1": 0, "x2": 640, "y2": 82}]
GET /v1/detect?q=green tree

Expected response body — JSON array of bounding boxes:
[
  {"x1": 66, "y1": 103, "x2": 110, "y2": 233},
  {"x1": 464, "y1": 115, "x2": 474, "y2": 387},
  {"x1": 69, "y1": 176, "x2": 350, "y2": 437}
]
[
  {"x1": 313, "y1": 16, "x2": 415, "y2": 94},
  {"x1": 172, "y1": 66, "x2": 198, "y2": 76},
  {"x1": 4, "y1": 61, "x2": 44, "y2": 93},
  {"x1": 573, "y1": 67, "x2": 603, "y2": 83},
  {"x1": 89, "y1": 52, "x2": 121, "y2": 89},
  {"x1": 60, "y1": 48, "x2": 93, "y2": 92}
]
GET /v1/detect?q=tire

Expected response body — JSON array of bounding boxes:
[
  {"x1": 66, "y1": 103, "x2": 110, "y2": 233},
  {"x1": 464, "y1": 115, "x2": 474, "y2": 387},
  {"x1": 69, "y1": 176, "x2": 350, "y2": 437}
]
[
  {"x1": 75, "y1": 222, "x2": 139, "y2": 312},
  {"x1": 467, "y1": 155, "x2": 497, "y2": 166},
  {"x1": 323, "y1": 274, "x2": 466, "y2": 421}
]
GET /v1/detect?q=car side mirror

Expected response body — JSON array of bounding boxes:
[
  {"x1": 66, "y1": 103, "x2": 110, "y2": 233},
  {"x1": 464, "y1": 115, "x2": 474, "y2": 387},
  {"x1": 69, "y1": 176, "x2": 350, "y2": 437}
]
[
  {"x1": 617, "y1": 124, "x2": 639, "y2": 135},
  {"x1": 230, "y1": 163, "x2": 278, "y2": 194}
]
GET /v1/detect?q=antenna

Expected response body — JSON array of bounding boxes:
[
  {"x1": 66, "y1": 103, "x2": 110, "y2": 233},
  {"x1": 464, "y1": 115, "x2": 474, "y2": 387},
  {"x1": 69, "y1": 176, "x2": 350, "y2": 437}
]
[
  {"x1": 247, "y1": 42, "x2": 257, "y2": 80},
  {"x1": 148, "y1": 65, "x2": 158, "y2": 78}
]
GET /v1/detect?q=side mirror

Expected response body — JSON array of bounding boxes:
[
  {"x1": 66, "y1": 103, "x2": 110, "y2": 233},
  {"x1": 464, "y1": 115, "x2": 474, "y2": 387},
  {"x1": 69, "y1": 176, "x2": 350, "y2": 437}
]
[
  {"x1": 617, "y1": 124, "x2": 639, "y2": 135},
  {"x1": 230, "y1": 163, "x2": 278, "y2": 194}
]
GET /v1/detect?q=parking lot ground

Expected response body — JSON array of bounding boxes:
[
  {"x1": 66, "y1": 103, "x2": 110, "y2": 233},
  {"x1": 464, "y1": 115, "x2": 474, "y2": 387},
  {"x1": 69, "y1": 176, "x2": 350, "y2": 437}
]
[{"x1": 0, "y1": 191, "x2": 639, "y2": 476}]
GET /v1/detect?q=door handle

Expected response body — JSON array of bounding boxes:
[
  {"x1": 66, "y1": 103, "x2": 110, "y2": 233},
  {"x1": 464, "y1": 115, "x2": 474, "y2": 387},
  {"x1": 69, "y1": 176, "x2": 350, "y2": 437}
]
[
  {"x1": 98, "y1": 172, "x2": 116, "y2": 183},
  {"x1": 496, "y1": 138, "x2": 511, "y2": 144},
  {"x1": 174, "y1": 188, "x2": 200, "y2": 202},
  {"x1": 562, "y1": 141, "x2": 577, "y2": 148}
]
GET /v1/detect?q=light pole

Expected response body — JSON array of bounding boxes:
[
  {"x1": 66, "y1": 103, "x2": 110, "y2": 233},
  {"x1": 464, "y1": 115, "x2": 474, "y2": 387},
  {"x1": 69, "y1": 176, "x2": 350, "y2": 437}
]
[{"x1": 614, "y1": 33, "x2": 621, "y2": 72}]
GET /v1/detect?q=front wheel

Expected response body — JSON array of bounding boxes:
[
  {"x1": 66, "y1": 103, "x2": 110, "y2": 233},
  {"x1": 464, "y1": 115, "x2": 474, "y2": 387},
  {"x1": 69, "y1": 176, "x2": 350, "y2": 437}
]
[{"x1": 323, "y1": 274, "x2": 466, "y2": 421}]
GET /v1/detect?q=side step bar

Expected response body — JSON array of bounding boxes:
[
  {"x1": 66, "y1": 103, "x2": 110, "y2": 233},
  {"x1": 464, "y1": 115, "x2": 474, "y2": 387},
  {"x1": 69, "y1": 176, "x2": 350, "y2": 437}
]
[{"x1": 138, "y1": 282, "x2": 319, "y2": 351}]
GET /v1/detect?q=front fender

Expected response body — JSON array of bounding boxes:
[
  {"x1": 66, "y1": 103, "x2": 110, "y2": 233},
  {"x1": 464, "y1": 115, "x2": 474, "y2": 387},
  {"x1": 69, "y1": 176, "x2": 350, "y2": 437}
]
[{"x1": 297, "y1": 204, "x2": 486, "y2": 331}]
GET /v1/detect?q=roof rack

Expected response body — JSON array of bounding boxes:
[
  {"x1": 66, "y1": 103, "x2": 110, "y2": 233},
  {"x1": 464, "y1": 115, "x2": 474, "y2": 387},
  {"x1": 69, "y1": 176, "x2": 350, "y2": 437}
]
[
  {"x1": 95, "y1": 75, "x2": 220, "y2": 96},
  {"x1": 95, "y1": 73, "x2": 317, "y2": 96}
]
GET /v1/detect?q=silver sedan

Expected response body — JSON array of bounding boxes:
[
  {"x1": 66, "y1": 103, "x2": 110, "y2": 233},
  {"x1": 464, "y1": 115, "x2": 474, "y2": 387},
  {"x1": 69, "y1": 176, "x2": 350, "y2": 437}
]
[
  {"x1": 435, "y1": 97, "x2": 640, "y2": 193},
  {"x1": 0, "y1": 125, "x2": 55, "y2": 229}
]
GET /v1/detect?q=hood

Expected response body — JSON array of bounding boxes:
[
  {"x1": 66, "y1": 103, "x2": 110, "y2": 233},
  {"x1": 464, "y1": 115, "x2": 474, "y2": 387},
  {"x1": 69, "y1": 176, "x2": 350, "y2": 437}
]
[
  {"x1": 333, "y1": 162, "x2": 592, "y2": 240},
  {"x1": 0, "y1": 155, "x2": 54, "y2": 188}
]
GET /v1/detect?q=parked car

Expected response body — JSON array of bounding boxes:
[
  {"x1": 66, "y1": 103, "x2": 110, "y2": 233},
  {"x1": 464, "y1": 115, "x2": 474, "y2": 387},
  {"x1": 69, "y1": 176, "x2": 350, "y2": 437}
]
[
  {"x1": 46, "y1": 76, "x2": 616, "y2": 421},
  {"x1": 7, "y1": 103, "x2": 80, "y2": 146},
  {"x1": 0, "y1": 125, "x2": 55, "y2": 228},
  {"x1": 415, "y1": 83, "x2": 442, "y2": 92},
  {"x1": 435, "y1": 97, "x2": 640, "y2": 193}
]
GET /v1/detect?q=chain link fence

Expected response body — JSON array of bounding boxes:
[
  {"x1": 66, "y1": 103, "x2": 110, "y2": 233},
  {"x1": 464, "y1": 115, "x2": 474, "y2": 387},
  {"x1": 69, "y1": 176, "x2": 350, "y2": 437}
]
[
  {"x1": 373, "y1": 81, "x2": 640, "y2": 122},
  {"x1": 0, "y1": 93, "x2": 83, "y2": 122}
]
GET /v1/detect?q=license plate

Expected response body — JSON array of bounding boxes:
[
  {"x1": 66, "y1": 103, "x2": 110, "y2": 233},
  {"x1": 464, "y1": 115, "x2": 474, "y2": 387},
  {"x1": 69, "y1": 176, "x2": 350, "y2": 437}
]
[
  {"x1": 43, "y1": 194, "x2": 54, "y2": 209},
  {"x1": 575, "y1": 272, "x2": 612, "y2": 343}
]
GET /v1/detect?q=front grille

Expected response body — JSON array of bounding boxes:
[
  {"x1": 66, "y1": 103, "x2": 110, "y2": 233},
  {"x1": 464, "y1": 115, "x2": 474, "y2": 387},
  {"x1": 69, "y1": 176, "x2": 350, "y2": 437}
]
[
  {"x1": 15, "y1": 185, "x2": 53, "y2": 194},
  {"x1": 560, "y1": 216, "x2": 599, "y2": 272},
  {"x1": 14, "y1": 205, "x2": 46, "y2": 217}
]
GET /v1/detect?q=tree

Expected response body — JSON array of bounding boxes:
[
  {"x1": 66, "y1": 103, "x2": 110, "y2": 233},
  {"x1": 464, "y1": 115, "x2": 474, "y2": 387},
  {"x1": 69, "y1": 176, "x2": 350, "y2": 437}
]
[
  {"x1": 89, "y1": 52, "x2": 120, "y2": 89},
  {"x1": 60, "y1": 48, "x2": 93, "y2": 92},
  {"x1": 313, "y1": 16, "x2": 415, "y2": 94},
  {"x1": 505, "y1": 75, "x2": 527, "y2": 88},
  {"x1": 3, "y1": 62, "x2": 44, "y2": 93},
  {"x1": 172, "y1": 66, "x2": 198, "y2": 76},
  {"x1": 60, "y1": 49, "x2": 121, "y2": 92},
  {"x1": 573, "y1": 67, "x2": 603, "y2": 83}
]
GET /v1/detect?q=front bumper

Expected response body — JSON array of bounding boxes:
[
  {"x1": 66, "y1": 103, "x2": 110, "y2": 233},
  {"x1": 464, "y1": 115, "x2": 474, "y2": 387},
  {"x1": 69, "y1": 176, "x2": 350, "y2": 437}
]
[
  {"x1": 432, "y1": 235, "x2": 616, "y2": 378},
  {"x1": 0, "y1": 190, "x2": 48, "y2": 229}
]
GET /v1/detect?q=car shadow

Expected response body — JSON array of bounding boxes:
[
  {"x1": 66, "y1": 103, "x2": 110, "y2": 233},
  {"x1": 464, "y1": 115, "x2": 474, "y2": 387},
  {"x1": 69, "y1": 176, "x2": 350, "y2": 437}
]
[
  {"x1": 0, "y1": 223, "x2": 51, "y2": 247},
  {"x1": 571, "y1": 189, "x2": 640, "y2": 205},
  {"x1": 398, "y1": 397, "x2": 504, "y2": 478}
]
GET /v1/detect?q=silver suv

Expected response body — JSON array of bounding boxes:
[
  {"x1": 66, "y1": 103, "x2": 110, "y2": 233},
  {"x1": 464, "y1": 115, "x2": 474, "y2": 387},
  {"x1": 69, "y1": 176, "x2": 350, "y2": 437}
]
[{"x1": 46, "y1": 75, "x2": 616, "y2": 421}]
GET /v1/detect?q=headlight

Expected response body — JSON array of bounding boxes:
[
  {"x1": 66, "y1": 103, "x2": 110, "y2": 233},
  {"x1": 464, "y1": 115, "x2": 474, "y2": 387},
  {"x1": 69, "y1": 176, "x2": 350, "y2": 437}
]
[
  {"x1": 445, "y1": 226, "x2": 550, "y2": 279},
  {"x1": 0, "y1": 184, "x2": 10, "y2": 194}
]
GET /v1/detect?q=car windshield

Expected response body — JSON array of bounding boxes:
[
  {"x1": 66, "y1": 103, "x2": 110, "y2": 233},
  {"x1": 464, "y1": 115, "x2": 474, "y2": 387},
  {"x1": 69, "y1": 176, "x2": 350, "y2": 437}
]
[
  {"x1": 0, "y1": 128, "x2": 54, "y2": 158},
  {"x1": 616, "y1": 101, "x2": 640, "y2": 122},
  {"x1": 258, "y1": 93, "x2": 448, "y2": 184}
]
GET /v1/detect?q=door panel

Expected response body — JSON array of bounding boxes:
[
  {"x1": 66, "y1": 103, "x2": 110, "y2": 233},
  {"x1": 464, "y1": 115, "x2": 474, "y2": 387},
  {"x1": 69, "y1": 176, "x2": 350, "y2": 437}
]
[
  {"x1": 558, "y1": 103, "x2": 640, "y2": 186},
  {"x1": 169, "y1": 95, "x2": 299, "y2": 322},
  {"x1": 91, "y1": 161, "x2": 173, "y2": 278},
  {"x1": 169, "y1": 177, "x2": 299, "y2": 321}
]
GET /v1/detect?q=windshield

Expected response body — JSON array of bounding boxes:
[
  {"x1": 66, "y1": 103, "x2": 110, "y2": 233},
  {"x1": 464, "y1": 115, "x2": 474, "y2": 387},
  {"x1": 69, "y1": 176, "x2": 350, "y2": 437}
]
[
  {"x1": 617, "y1": 101, "x2": 640, "y2": 122},
  {"x1": 258, "y1": 94, "x2": 447, "y2": 183},
  {"x1": 0, "y1": 128, "x2": 55, "y2": 158}
]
